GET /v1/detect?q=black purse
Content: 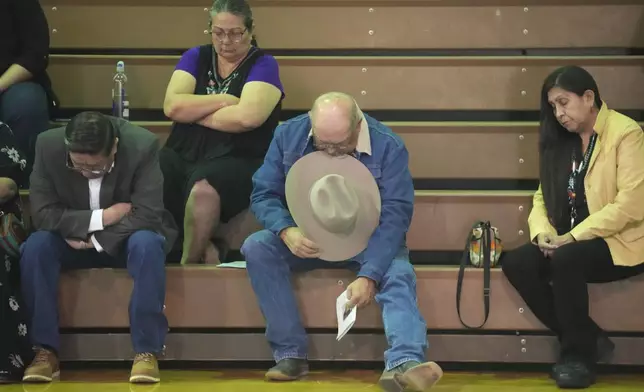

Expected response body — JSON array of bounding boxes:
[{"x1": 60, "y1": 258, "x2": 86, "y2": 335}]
[{"x1": 0, "y1": 201, "x2": 27, "y2": 259}]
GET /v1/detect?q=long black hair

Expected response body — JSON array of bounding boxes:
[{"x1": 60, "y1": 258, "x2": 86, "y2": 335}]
[{"x1": 538, "y1": 65, "x2": 602, "y2": 229}]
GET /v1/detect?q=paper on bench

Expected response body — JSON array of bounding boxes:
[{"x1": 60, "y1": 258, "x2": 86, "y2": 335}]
[
  {"x1": 336, "y1": 289, "x2": 357, "y2": 341},
  {"x1": 216, "y1": 261, "x2": 247, "y2": 269}
]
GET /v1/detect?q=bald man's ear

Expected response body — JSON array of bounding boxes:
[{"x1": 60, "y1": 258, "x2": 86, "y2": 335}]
[{"x1": 353, "y1": 118, "x2": 363, "y2": 133}]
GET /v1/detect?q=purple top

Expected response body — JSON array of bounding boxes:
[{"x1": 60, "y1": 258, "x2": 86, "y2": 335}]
[{"x1": 175, "y1": 46, "x2": 285, "y2": 97}]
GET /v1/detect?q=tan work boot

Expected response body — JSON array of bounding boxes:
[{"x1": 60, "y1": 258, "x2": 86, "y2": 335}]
[
  {"x1": 378, "y1": 360, "x2": 443, "y2": 392},
  {"x1": 22, "y1": 348, "x2": 60, "y2": 383},
  {"x1": 129, "y1": 353, "x2": 160, "y2": 383}
]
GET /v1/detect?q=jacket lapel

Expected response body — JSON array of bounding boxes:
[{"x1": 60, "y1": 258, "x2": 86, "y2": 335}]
[
  {"x1": 586, "y1": 137, "x2": 601, "y2": 176},
  {"x1": 99, "y1": 169, "x2": 117, "y2": 208},
  {"x1": 587, "y1": 102, "x2": 609, "y2": 176},
  {"x1": 69, "y1": 173, "x2": 90, "y2": 209}
]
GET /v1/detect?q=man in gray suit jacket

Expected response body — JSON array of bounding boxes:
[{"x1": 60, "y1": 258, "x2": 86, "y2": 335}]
[{"x1": 19, "y1": 112, "x2": 178, "y2": 384}]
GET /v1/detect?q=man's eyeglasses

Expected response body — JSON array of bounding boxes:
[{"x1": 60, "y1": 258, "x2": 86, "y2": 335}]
[
  {"x1": 313, "y1": 139, "x2": 356, "y2": 157},
  {"x1": 210, "y1": 28, "x2": 247, "y2": 43},
  {"x1": 66, "y1": 153, "x2": 111, "y2": 176}
]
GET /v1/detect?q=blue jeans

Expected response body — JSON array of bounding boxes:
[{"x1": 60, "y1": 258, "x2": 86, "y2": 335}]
[
  {"x1": 241, "y1": 229, "x2": 428, "y2": 370},
  {"x1": 19, "y1": 230, "x2": 168, "y2": 354},
  {"x1": 0, "y1": 81, "x2": 49, "y2": 155}
]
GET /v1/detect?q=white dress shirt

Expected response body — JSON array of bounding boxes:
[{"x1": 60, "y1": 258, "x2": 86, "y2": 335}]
[{"x1": 87, "y1": 176, "x2": 105, "y2": 252}]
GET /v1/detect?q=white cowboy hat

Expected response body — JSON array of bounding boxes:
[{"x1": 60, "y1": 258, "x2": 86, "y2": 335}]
[{"x1": 285, "y1": 151, "x2": 382, "y2": 262}]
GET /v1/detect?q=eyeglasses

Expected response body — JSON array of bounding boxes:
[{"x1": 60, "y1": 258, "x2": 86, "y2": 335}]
[
  {"x1": 66, "y1": 153, "x2": 111, "y2": 176},
  {"x1": 312, "y1": 127, "x2": 359, "y2": 157},
  {"x1": 313, "y1": 139, "x2": 356, "y2": 157},
  {"x1": 210, "y1": 28, "x2": 247, "y2": 43}
]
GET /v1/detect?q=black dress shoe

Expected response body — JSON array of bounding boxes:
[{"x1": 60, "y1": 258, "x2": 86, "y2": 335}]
[
  {"x1": 553, "y1": 360, "x2": 596, "y2": 389},
  {"x1": 551, "y1": 334, "x2": 614, "y2": 378}
]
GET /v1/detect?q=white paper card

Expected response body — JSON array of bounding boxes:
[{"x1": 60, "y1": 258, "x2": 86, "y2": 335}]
[
  {"x1": 336, "y1": 289, "x2": 357, "y2": 341},
  {"x1": 215, "y1": 261, "x2": 247, "y2": 269}
]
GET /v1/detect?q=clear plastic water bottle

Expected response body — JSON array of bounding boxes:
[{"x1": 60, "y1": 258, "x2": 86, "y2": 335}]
[{"x1": 111, "y1": 61, "x2": 129, "y2": 119}]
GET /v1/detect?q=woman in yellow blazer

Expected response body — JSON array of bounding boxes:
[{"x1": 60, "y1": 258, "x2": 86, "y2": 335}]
[{"x1": 502, "y1": 65, "x2": 644, "y2": 389}]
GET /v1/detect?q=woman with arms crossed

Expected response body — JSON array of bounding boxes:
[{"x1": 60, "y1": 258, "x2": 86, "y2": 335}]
[{"x1": 161, "y1": 0, "x2": 284, "y2": 264}]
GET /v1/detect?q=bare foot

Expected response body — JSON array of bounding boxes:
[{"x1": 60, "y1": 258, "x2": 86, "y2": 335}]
[{"x1": 202, "y1": 241, "x2": 220, "y2": 265}]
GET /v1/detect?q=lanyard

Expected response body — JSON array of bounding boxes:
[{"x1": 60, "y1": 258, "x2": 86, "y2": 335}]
[{"x1": 567, "y1": 133, "x2": 597, "y2": 228}]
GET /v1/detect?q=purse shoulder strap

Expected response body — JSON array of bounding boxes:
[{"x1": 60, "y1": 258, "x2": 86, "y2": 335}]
[{"x1": 456, "y1": 220, "x2": 492, "y2": 329}]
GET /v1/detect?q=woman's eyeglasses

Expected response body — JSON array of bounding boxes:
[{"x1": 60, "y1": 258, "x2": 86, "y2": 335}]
[{"x1": 210, "y1": 28, "x2": 247, "y2": 43}]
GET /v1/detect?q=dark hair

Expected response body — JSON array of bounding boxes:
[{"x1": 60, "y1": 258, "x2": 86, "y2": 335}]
[
  {"x1": 538, "y1": 65, "x2": 602, "y2": 229},
  {"x1": 209, "y1": 0, "x2": 259, "y2": 47},
  {"x1": 64, "y1": 112, "x2": 116, "y2": 156}
]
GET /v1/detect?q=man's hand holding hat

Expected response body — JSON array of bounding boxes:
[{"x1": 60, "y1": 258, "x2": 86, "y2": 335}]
[{"x1": 280, "y1": 227, "x2": 321, "y2": 259}]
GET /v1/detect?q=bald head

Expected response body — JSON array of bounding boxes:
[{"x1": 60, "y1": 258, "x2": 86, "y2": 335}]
[
  {"x1": 311, "y1": 92, "x2": 360, "y2": 130},
  {"x1": 309, "y1": 93, "x2": 361, "y2": 156}
]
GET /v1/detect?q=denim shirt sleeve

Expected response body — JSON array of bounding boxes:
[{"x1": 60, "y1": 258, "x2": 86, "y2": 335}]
[
  {"x1": 249, "y1": 125, "x2": 296, "y2": 235},
  {"x1": 357, "y1": 143, "x2": 415, "y2": 285}
]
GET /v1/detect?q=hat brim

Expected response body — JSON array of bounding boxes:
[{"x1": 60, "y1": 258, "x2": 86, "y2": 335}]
[{"x1": 285, "y1": 151, "x2": 381, "y2": 262}]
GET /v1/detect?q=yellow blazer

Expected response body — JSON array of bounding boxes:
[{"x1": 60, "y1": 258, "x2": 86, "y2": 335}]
[{"x1": 528, "y1": 102, "x2": 644, "y2": 267}]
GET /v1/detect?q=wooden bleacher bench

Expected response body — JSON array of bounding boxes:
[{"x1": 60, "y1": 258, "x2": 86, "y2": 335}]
[
  {"x1": 19, "y1": 188, "x2": 535, "y2": 256},
  {"x1": 56, "y1": 266, "x2": 644, "y2": 364},
  {"x1": 59, "y1": 266, "x2": 644, "y2": 332}
]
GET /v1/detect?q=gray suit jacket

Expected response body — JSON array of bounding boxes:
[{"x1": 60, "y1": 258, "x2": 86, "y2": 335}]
[{"x1": 29, "y1": 117, "x2": 179, "y2": 257}]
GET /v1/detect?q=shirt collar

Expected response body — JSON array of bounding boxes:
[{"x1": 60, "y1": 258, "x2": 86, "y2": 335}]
[
  {"x1": 308, "y1": 106, "x2": 372, "y2": 156},
  {"x1": 593, "y1": 101, "x2": 609, "y2": 136}
]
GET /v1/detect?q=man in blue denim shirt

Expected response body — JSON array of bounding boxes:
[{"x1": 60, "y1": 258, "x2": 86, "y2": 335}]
[{"x1": 241, "y1": 92, "x2": 442, "y2": 391}]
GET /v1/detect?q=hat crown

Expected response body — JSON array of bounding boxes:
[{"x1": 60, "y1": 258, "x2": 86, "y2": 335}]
[{"x1": 309, "y1": 174, "x2": 359, "y2": 235}]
